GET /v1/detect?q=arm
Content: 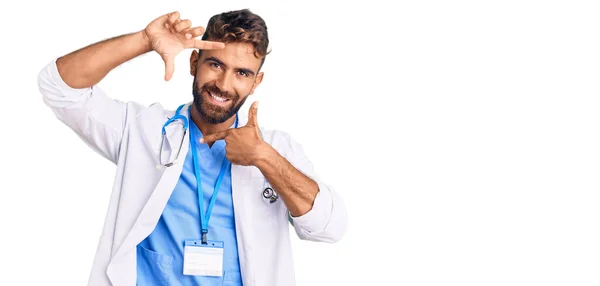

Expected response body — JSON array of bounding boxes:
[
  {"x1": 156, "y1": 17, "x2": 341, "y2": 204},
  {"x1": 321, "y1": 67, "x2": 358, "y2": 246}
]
[
  {"x1": 263, "y1": 132, "x2": 347, "y2": 243},
  {"x1": 254, "y1": 145, "x2": 319, "y2": 217},
  {"x1": 38, "y1": 33, "x2": 147, "y2": 164},
  {"x1": 200, "y1": 102, "x2": 348, "y2": 242},
  {"x1": 39, "y1": 11, "x2": 224, "y2": 163},
  {"x1": 55, "y1": 10, "x2": 224, "y2": 86},
  {"x1": 55, "y1": 31, "x2": 151, "y2": 89},
  {"x1": 38, "y1": 31, "x2": 152, "y2": 164}
]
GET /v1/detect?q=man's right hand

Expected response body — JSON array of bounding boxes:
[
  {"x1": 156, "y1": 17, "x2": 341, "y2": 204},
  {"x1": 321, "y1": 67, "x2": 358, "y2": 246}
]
[{"x1": 143, "y1": 11, "x2": 225, "y2": 81}]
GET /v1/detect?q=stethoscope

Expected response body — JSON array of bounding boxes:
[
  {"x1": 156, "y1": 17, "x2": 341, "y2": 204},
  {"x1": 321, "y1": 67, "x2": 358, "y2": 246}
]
[
  {"x1": 160, "y1": 103, "x2": 279, "y2": 204},
  {"x1": 262, "y1": 186, "x2": 279, "y2": 204}
]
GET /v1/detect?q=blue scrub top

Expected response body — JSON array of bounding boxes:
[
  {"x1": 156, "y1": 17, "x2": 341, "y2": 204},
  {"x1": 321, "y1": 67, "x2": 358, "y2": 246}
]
[{"x1": 137, "y1": 119, "x2": 242, "y2": 286}]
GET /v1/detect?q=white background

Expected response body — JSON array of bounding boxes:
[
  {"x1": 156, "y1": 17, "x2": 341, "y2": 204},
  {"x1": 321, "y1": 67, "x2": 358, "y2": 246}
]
[{"x1": 1, "y1": 0, "x2": 599, "y2": 285}]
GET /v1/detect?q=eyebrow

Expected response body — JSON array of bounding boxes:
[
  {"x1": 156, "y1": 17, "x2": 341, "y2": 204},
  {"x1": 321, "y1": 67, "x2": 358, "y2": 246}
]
[{"x1": 204, "y1": 56, "x2": 256, "y2": 77}]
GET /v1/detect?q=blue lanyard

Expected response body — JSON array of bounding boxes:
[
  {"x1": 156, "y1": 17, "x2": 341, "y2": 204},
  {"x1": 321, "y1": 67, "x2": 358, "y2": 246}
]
[{"x1": 189, "y1": 111, "x2": 238, "y2": 244}]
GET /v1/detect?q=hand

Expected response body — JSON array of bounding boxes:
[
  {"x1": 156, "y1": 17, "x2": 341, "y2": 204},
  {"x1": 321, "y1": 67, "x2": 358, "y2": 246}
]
[
  {"x1": 143, "y1": 11, "x2": 225, "y2": 81},
  {"x1": 200, "y1": 102, "x2": 272, "y2": 166}
]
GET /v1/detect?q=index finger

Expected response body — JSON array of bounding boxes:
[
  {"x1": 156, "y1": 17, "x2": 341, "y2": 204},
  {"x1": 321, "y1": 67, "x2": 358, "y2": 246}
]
[
  {"x1": 193, "y1": 39, "x2": 225, "y2": 50},
  {"x1": 200, "y1": 129, "x2": 229, "y2": 144},
  {"x1": 166, "y1": 11, "x2": 181, "y2": 28}
]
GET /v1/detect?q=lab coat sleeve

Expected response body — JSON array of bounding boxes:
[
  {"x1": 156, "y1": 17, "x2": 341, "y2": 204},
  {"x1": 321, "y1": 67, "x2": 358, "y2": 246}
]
[
  {"x1": 37, "y1": 58, "x2": 145, "y2": 164},
  {"x1": 282, "y1": 133, "x2": 348, "y2": 243}
]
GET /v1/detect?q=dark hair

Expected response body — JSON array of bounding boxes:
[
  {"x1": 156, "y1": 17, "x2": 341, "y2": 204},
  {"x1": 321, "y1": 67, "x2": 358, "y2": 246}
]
[{"x1": 201, "y1": 9, "x2": 270, "y2": 68}]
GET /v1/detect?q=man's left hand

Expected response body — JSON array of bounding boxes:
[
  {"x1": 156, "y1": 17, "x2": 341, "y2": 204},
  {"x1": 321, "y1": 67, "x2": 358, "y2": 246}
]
[{"x1": 200, "y1": 101, "x2": 272, "y2": 166}]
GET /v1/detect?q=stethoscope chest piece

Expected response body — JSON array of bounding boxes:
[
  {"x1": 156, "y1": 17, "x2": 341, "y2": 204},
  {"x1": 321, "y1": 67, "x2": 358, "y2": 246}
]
[{"x1": 262, "y1": 187, "x2": 279, "y2": 204}]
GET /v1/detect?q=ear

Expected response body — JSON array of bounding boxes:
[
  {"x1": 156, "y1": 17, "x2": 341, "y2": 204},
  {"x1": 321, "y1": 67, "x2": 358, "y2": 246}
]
[
  {"x1": 249, "y1": 72, "x2": 264, "y2": 95},
  {"x1": 190, "y1": 50, "x2": 200, "y2": 76}
]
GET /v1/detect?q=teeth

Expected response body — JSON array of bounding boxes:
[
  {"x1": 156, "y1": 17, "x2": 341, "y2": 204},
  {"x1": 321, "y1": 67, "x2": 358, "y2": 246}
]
[{"x1": 210, "y1": 92, "x2": 227, "y2": 102}]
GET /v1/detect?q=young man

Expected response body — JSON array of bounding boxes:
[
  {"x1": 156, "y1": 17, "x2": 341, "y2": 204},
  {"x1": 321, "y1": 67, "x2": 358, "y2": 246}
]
[{"x1": 38, "y1": 9, "x2": 347, "y2": 286}]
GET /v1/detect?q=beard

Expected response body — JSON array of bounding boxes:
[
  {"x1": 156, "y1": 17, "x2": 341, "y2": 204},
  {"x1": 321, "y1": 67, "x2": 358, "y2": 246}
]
[{"x1": 192, "y1": 76, "x2": 248, "y2": 124}]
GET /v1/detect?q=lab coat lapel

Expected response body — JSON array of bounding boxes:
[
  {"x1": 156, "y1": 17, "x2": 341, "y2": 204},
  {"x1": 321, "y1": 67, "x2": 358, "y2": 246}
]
[
  {"x1": 163, "y1": 121, "x2": 186, "y2": 163},
  {"x1": 231, "y1": 163, "x2": 258, "y2": 285},
  {"x1": 230, "y1": 111, "x2": 266, "y2": 285},
  {"x1": 107, "y1": 104, "x2": 192, "y2": 285},
  {"x1": 163, "y1": 103, "x2": 192, "y2": 164}
]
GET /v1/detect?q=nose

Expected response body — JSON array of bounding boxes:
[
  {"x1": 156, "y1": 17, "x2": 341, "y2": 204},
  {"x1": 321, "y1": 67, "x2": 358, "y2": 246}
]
[{"x1": 215, "y1": 72, "x2": 233, "y2": 94}]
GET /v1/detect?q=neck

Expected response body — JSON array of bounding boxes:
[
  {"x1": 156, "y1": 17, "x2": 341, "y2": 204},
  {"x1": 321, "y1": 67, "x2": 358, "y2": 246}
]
[{"x1": 191, "y1": 105, "x2": 236, "y2": 146}]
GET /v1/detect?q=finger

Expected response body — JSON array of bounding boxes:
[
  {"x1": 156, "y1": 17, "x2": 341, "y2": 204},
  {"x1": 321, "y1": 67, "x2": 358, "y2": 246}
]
[
  {"x1": 170, "y1": 19, "x2": 181, "y2": 33},
  {"x1": 165, "y1": 11, "x2": 180, "y2": 29},
  {"x1": 156, "y1": 11, "x2": 173, "y2": 23},
  {"x1": 174, "y1": 19, "x2": 191, "y2": 33},
  {"x1": 246, "y1": 101, "x2": 259, "y2": 126},
  {"x1": 192, "y1": 39, "x2": 225, "y2": 50},
  {"x1": 200, "y1": 130, "x2": 230, "y2": 144},
  {"x1": 161, "y1": 54, "x2": 175, "y2": 81},
  {"x1": 185, "y1": 26, "x2": 205, "y2": 39}
]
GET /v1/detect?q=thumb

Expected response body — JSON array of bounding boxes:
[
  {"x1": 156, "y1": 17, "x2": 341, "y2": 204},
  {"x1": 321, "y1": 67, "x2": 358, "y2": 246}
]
[
  {"x1": 161, "y1": 54, "x2": 175, "y2": 81},
  {"x1": 246, "y1": 101, "x2": 259, "y2": 126}
]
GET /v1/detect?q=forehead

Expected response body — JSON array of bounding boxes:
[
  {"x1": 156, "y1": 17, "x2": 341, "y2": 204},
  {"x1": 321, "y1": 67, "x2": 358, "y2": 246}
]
[{"x1": 200, "y1": 42, "x2": 262, "y2": 69}]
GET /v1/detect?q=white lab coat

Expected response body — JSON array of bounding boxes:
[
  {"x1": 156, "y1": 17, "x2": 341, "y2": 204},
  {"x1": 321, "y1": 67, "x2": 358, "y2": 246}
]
[{"x1": 37, "y1": 59, "x2": 347, "y2": 286}]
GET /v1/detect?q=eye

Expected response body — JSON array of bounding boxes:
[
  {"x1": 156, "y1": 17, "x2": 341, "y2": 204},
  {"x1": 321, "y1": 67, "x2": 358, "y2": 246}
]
[
  {"x1": 238, "y1": 70, "x2": 248, "y2": 77},
  {"x1": 210, "y1": 62, "x2": 221, "y2": 69}
]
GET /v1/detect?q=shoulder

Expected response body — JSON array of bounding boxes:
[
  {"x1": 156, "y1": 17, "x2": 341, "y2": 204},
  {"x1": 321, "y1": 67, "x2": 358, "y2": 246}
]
[
  {"x1": 128, "y1": 102, "x2": 190, "y2": 127},
  {"x1": 261, "y1": 128, "x2": 292, "y2": 144},
  {"x1": 259, "y1": 128, "x2": 307, "y2": 158},
  {"x1": 236, "y1": 112, "x2": 297, "y2": 148}
]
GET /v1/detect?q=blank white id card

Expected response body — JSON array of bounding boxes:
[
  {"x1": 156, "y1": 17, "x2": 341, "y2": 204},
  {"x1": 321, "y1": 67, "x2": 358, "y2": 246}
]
[{"x1": 183, "y1": 240, "x2": 224, "y2": 277}]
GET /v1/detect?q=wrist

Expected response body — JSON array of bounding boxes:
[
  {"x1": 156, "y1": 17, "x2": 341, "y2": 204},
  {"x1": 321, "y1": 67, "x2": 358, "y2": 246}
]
[
  {"x1": 253, "y1": 143, "x2": 278, "y2": 168},
  {"x1": 138, "y1": 30, "x2": 152, "y2": 53}
]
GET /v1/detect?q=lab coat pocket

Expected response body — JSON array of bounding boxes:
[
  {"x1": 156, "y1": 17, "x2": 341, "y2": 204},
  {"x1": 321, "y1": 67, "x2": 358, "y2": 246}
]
[
  {"x1": 223, "y1": 270, "x2": 242, "y2": 286},
  {"x1": 136, "y1": 245, "x2": 173, "y2": 286}
]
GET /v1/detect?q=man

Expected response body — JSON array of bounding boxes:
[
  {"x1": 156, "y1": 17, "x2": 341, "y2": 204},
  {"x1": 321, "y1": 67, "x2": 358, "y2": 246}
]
[{"x1": 37, "y1": 9, "x2": 347, "y2": 286}]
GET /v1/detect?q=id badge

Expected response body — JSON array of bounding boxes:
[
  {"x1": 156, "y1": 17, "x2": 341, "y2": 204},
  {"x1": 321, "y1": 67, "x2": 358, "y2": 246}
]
[{"x1": 183, "y1": 240, "x2": 224, "y2": 277}]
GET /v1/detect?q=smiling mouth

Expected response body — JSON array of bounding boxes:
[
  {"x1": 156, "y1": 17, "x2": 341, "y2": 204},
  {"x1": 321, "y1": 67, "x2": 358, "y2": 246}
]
[{"x1": 206, "y1": 91, "x2": 231, "y2": 106}]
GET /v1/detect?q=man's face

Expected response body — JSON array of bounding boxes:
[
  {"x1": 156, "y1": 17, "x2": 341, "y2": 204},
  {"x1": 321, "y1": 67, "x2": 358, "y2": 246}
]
[{"x1": 190, "y1": 42, "x2": 264, "y2": 124}]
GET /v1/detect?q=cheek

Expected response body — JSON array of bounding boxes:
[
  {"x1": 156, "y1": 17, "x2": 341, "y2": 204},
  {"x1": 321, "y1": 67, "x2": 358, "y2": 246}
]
[
  {"x1": 196, "y1": 78, "x2": 215, "y2": 91},
  {"x1": 234, "y1": 80, "x2": 256, "y2": 95},
  {"x1": 197, "y1": 67, "x2": 219, "y2": 83}
]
